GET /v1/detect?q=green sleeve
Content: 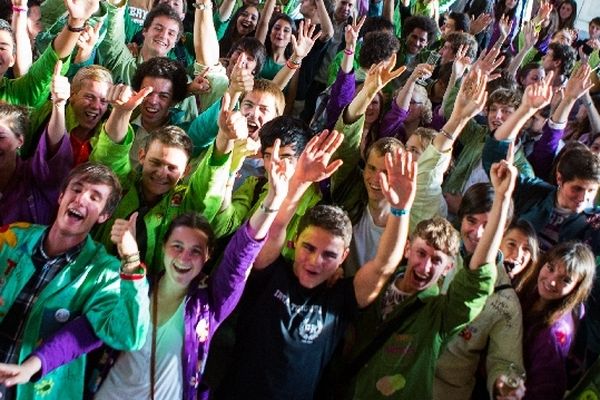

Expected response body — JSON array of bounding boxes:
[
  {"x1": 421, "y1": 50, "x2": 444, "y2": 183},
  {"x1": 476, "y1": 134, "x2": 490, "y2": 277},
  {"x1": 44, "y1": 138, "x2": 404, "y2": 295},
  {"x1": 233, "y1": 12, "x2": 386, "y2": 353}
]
[
  {"x1": 514, "y1": 147, "x2": 535, "y2": 179},
  {"x1": 186, "y1": 98, "x2": 221, "y2": 157},
  {"x1": 441, "y1": 262, "x2": 496, "y2": 339},
  {"x1": 96, "y1": 3, "x2": 138, "y2": 85},
  {"x1": 182, "y1": 143, "x2": 231, "y2": 222},
  {"x1": 211, "y1": 177, "x2": 261, "y2": 238},
  {"x1": 409, "y1": 144, "x2": 451, "y2": 232},
  {"x1": 0, "y1": 45, "x2": 70, "y2": 108},
  {"x1": 89, "y1": 124, "x2": 135, "y2": 183}
]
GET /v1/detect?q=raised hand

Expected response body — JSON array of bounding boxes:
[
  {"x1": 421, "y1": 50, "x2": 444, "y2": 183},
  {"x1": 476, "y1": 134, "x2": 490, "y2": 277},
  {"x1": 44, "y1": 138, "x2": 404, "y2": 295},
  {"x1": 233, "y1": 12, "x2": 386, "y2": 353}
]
[
  {"x1": 522, "y1": 21, "x2": 538, "y2": 50},
  {"x1": 0, "y1": 358, "x2": 41, "y2": 387},
  {"x1": 408, "y1": 63, "x2": 434, "y2": 83},
  {"x1": 473, "y1": 47, "x2": 505, "y2": 80},
  {"x1": 64, "y1": 0, "x2": 99, "y2": 22},
  {"x1": 228, "y1": 54, "x2": 254, "y2": 96},
  {"x1": 452, "y1": 44, "x2": 472, "y2": 78},
  {"x1": 218, "y1": 92, "x2": 249, "y2": 140},
  {"x1": 110, "y1": 212, "x2": 139, "y2": 258},
  {"x1": 291, "y1": 19, "x2": 322, "y2": 59},
  {"x1": 51, "y1": 61, "x2": 70, "y2": 106},
  {"x1": 75, "y1": 21, "x2": 102, "y2": 63},
  {"x1": 564, "y1": 64, "x2": 594, "y2": 101},
  {"x1": 293, "y1": 130, "x2": 344, "y2": 184},
  {"x1": 344, "y1": 15, "x2": 366, "y2": 48},
  {"x1": 470, "y1": 13, "x2": 493, "y2": 35},
  {"x1": 107, "y1": 84, "x2": 153, "y2": 112},
  {"x1": 266, "y1": 138, "x2": 295, "y2": 200},
  {"x1": 522, "y1": 70, "x2": 554, "y2": 111},
  {"x1": 230, "y1": 137, "x2": 260, "y2": 173},
  {"x1": 498, "y1": 14, "x2": 513, "y2": 38},
  {"x1": 379, "y1": 148, "x2": 417, "y2": 210},
  {"x1": 490, "y1": 142, "x2": 517, "y2": 197},
  {"x1": 188, "y1": 70, "x2": 211, "y2": 96},
  {"x1": 452, "y1": 68, "x2": 489, "y2": 120},
  {"x1": 363, "y1": 54, "x2": 406, "y2": 94},
  {"x1": 535, "y1": 0, "x2": 552, "y2": 24}
]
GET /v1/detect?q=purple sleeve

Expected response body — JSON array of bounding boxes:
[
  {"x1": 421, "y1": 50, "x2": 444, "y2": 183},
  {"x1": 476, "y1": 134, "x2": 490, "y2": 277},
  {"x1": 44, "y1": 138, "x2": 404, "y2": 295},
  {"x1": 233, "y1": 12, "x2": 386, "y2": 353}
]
[
  {"x1": 379, "y1": 100, "x2": 409, "y2": 141},
  {"x1": 325, "y1": 69, "x2": 356, "y2": 130},
  {"x1": 30, "y1": 316, "x2": 102, "y2": 381},
  {"x1": 527, "y1": 122, "x2": 564, "y2": 181},
  {"x1": 429, "y1": 105, "x2": 447, "y2": 131},
  {"x1": 31, "y1": 128, "x2": 74, "y2": 188},
  {"x1": 209, "y1": 222, "x2": 266, "y2": 323}
]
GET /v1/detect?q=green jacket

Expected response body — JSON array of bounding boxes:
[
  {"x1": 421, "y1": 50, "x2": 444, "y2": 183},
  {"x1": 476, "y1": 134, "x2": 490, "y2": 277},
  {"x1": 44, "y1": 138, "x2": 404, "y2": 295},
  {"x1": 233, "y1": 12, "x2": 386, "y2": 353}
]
[
  {"x1": 0, "y1": 45, "x2": 69, "y2": 108},
  {"x1": 0, "y1": 223, "x2": 149, "y2": 400},
  {"x1": 351, "y1": 262, "x2": 496, "y2": 399},
  {"x1": 442, "y1": 85, "x2": 535, "y2": 194},
  {"x1": 89, "y1": 125, "x2": 231, "y2": 270}
]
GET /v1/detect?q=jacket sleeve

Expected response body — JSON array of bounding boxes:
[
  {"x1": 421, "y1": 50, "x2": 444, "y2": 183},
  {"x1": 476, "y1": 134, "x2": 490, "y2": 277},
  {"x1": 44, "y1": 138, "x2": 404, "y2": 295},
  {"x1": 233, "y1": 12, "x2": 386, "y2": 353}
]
[
  {"x1": 30, "y1": 128, "x2": 74, "y2": 195},
  {"x1": 325, "y1": 70, "x2": 356, "y2": 130},
  {"x1": 31, "y1": 316, "x2": 102, "y2": 381},
  {"x1": 209, "y1": 222, "x2": 266, "y2": 323},
  {"x1": 212, "y1": 177, "x2": 260, "y2": 238},
  {"x1": 186, "y1": 98, "x2": 221, "y2": 157},
  {"x1": 89, "y1": 124, "x2": 134, "y2": 183},
  {"x1": 379, "y1": 101, "x2": 409, "y2": 141},
  {"x1": 528, "y1": 120, "x2": 565, "y2": 181}
]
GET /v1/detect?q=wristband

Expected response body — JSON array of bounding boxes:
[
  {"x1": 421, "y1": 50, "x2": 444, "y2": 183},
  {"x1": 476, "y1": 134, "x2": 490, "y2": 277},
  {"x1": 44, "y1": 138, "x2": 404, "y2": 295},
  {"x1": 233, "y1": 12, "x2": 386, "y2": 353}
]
[
  {"x1": 192, "y1": 1, "x2": 212, "y2": 10},
  {"x1": 12, "y1": 6, "x2": 27, "y2": 12},
  {"x1": 260, "y1": 203, "x2": 279, "y2": 213},
  {"x1": 120, "y1": 262, "x2": 146, "y2": 280},
  {"x1": 286, "y1": 59, "x2": 300, "y2": 70},
  {"x1": 67, "y1": 23, "x2": 86, "y2": 32},
  {"x1": 344, "y1": 48, "x2": 354, "y2": 56},
  {"x1": 440, "y1": 128, "x2": 455, "y2": 141},
  {"x1": 390, "y1": 207, "x2": 409, "y2": 217}
]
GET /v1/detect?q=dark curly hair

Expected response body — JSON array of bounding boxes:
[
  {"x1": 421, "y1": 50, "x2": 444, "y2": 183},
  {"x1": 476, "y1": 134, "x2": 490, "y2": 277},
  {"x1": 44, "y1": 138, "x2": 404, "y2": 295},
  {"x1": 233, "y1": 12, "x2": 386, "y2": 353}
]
[
  {"x1": 402, "y1": 16, "x2": 438, "y2": 44},
  {"x1": 132, "y1": 57, "x2": 189, "y2": 104},
  {"x1": 358, "y1": 31, "x2": 400, "y2": 69}
]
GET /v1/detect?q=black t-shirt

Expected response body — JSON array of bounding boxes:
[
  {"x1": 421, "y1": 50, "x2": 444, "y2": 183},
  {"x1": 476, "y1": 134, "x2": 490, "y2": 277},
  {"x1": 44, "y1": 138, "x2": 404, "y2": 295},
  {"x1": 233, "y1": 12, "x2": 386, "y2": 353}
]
[{"x1": 221, "y1": 256, "x2": 357, "y2": 400}]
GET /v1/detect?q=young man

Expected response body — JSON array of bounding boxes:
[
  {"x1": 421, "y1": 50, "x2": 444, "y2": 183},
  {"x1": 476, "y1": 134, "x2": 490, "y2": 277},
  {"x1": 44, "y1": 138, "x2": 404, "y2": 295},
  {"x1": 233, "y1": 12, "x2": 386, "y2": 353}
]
[
  {"x1": 0, "y1": 0, "x2": 98, "y2": 107},
  {"x1": 541, "y1": 42, "x2": 577, "y2": 87},
  {"x1": 0, "y1": 163, "x2": 150, "y2": 400},
  {"x1": 89, "y1": 84, "x2": 235, "y2": 270},
  {"x1": 216, "y1": 128, "x2": 418, "y2": 399}
]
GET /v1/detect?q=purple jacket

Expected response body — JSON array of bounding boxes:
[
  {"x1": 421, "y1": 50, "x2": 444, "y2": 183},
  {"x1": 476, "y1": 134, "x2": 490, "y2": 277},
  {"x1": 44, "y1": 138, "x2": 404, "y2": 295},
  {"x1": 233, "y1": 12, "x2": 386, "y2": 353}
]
[
  {"x1": 31, "y1": 222, "x2": 264, "y2": 400},
  {"x1": 325, "y1": 69, "x2": 357, "y2": 130},
  {"x1": 527, "y1": 120, "x2": 565, "y2": 181},
  {"x1": 379, "y1": 100, "x2": 409, "y2": 142},
  {"x1": 524, "y1": 309, "x2": 580, "y2": 400},
  {"x1": 0, "y1": 129, "x2": 73, "y2": 226}
]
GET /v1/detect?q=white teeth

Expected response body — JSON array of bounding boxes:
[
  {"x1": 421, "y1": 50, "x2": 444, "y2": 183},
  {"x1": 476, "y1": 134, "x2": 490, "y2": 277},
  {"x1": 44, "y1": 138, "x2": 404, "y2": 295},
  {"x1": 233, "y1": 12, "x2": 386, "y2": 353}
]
[
  {"x1": 85, "y1": 111, "x2": 98, "y2": 118},
  {"x1": 67, "y1": 208, "x2": 84, "y2": 219},
  {"x1": 145, "y1": 107, "x2": 159, "y2": 113}
]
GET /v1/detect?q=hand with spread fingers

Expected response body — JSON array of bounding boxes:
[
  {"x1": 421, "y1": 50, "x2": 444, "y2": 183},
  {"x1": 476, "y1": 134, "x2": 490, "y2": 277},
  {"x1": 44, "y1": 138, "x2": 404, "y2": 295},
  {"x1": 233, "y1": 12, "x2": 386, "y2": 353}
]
[
  {"x1": 292, "y1": 130, "x2": 345, "y2": 184},
  {"x1": 64, "y1": 0, "x2": 99, "y2": 22},
  {"x1": 451, "y1": 44, "x2": 473, "y2": 79},
  {"x1": 452, "y1": 68, "x2": 489, "y2": 120},
  {"x1": 522, "y1": 71, "x2": 554, "y2": 111},
  {"x1": 470, "y1": 13, "x2": 493, "y2": 35},
  {"x1": 75, "y1": 21, "x2": 102, "y2": 64},
  {"x1": 473, "y1": 47, "x2": 505, "y2": 80},
  {"x1": 344, "y1": 15, "x2": 366, "y2": 49},
  {"x1": 563, "y1": 64, "x2": 595, "y2": 102},
  {"x1": 379, "y1": 148, "x2": 417, "y2": 211},
  {"x1": 107, "y1": 84, "x2": 153, "y2": 112},
  {"x1": 363, "y1": 54, "x2": 406, "y2": 94},
  {"x1": 291, "y1": 19, "x2": 322, "y2": 60}
]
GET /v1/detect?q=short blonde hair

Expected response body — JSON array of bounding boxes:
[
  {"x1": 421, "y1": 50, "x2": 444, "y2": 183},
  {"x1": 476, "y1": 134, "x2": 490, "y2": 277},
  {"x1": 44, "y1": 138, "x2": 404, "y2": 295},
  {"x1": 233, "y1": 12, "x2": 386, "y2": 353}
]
[
  {"x1": 249, "y1": 79, "x2": 286, "y2": 116},
  {"x1": 71, "y1": 65, "x2": 113, "y2": 93},
  {"x1": 412, "y1": 216, "x2": 460, "y2": 257}
]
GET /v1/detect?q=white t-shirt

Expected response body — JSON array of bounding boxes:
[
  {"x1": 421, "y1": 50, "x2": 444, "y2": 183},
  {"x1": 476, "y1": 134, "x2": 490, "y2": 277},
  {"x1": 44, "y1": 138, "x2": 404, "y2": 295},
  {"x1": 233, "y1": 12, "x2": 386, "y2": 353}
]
[
  {"x1": 352, "y1": 206, "x2": 385, "y2": 268},
  {"x1": 95, "y1": 300, "x2": 185, "y2": 400}
]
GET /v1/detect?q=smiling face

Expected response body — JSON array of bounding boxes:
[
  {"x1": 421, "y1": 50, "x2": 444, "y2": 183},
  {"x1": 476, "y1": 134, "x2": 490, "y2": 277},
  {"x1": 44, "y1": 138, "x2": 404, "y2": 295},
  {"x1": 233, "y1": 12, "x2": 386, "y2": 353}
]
[
  {"x1": 142, "y1": 15, "x2": 180, "y2": 58},
  {"x1": 139, "y1": 141, "x2": 189, "y2": 201},
  {"x1": 363, "y1": 150, "x2": 386, "y2": 202},
  {"x1": 397, "y1": 237, "x2": 453, "y2": 294},
  {"x1": 139, "y1": 76, "x2": 174, "y2": 130},
  {"x1": 537, "y1": 260, "x2": 578, "y2": 303},
  {"x1": 293, "y1": 226, "x2": 349, "y2": 289},
  {"x1": 70, "y1": 79, "x2": 110, "y2": 132},
  {"x1": 0, "y1": 30, "x2": 15, "y2": 77},
  {"x1": 54, "y1": 179, "x2": 112, "y2": 240},
  {"x1": 556, "y1": 176, "x2": 599, "y2": 212},
  {"x1": 236, "y1": 7, "x2": 259, "y2": 36},
  {"x1": 460, "y1": 212, "x2": 489, "y2": 255},
  {"x1": 270, "y1": 19, "x2": 293, "y2": 50},
  {"x1": 559, "y1": 2, "x2": 573, "y2": 21},
  {"x1": 240, "y1": 91, "x2": 279, "y2": 139},
  {"x1": 500, "y1": 228, "x2": 534, "y2": 278},
  {"x1": 487, "y1": 102, "x2": 515, "y2": 131},
  {"x1": 406, "y1": 28, "x2": 429, "y2": 55},
  {"x1": 163, "y1": 226, "x2": 210, "y2": 289},
  {"x1": 0, "y1": 120, "x2": 23, "y2": 167}
]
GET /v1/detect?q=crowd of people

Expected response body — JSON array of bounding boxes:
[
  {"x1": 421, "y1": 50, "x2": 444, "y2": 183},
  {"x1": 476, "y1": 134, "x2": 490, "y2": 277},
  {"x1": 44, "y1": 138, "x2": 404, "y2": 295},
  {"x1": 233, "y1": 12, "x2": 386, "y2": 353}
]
[{"x1": 0, "y1": 0, "x2": 598, "y2": 398}]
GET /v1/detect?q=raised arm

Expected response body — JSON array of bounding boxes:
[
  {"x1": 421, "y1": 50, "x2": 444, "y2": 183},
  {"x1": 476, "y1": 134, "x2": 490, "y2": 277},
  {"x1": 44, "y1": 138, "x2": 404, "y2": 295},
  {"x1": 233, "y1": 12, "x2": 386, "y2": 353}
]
[
  {"x1": 507, "y1": 22, "x2": 538, "y2": 80},
  {"x1": 194, "y1": 0, "x2": 218, "y2": 67},
  {"x1": 254, "y1": 131, "x2": 344, "y2": 269},
  {"x1": 104, "y1": 84, "x2": 153, "y2": 144},
  {"x1": 315, "y1": 0, "x2": 334, "y2": 41},
  {"x1": 215, "y1": 92, "x2": 250, "y2": 156},
  {"x1": 395, "y1": 63, "x2": 433, "y2": 111},
  {"x1": 344, "y1": 54, "x2": 406, "y2": 124},
  {"x1": 10, "y1": 0, "x2": 32, "y2": 77},
  {"x1": 353, "y1": 148, "x2": 417, "y2": 308},
  {"x1": 53, "y1": 0, "x2": 100, "y2": 59},
  {"x1": 218, "y1": 0, "x2": 237, "y2": 25},
  {"x1": 47, "y1": 61, "x2": 70, "y2": 153},
  {"x1": 494, "y1": 71, "x2": 554, "y2": 141},
  {"x1": 341, "y1": 16, "x2": 364, "y2": 73},
  {"x1": 470, "y1": 147, "x2": 516, "y2": 270},
  {"x1": 255, "y1": 0, "x2": 276, "y2": 44},
  {"x1": 272, "y1": 19, "x2": 322, "y2": 90},
  {"x1": 582, "y1": 91, "x2": 600, "y2": 135}
]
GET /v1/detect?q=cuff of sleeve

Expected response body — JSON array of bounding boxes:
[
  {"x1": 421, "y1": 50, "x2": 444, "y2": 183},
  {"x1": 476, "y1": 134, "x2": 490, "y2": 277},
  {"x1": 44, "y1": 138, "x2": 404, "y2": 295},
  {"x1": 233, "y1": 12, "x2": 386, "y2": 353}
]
[
  {"x1": 548, "y1": 118, "x2": 567, "y2": 130},
  {"x1": 29, "y1": 352, "x2": 46, "y2": 382},
  {"x1": 207, "y1": 143, "x2": 231, "y2": 166},
  {"x1": 99, "y1": 123, "x2": 135, "y2": 147}
]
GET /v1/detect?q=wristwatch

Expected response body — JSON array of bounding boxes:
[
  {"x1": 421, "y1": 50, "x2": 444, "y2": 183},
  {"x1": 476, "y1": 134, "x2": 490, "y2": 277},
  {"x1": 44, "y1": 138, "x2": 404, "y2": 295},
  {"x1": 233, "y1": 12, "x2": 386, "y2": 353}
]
[{"x1": 193, "y1": 1, "x2": 212, "y2": 10}]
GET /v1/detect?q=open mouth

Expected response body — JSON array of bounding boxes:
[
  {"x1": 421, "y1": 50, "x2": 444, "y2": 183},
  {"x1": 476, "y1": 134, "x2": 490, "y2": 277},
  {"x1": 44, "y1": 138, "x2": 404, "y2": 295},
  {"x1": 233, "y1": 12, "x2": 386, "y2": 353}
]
[
  {"x1": 67, "y1": 208, "x2": 85, "y2": 221},
  {"x1": 172, "y1": 261, "x2": 192, "y2": 274},
  {"x1": 247, "y1": 121, "x2": 259, "y2": 133},
  {"x1": 153, "y1": 39, "x2": 168, "y2": 47}
]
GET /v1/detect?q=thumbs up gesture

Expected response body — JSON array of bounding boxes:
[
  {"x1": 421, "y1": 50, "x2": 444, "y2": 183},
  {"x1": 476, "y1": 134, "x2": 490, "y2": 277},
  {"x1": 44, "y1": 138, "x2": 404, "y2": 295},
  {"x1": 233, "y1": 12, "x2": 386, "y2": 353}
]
[
  {"x1": 110, "y1": 212, "x2": 139, "y2": 259},
  {"x1": 51, "y1": 61, "x2": 70, "y2": 106}
]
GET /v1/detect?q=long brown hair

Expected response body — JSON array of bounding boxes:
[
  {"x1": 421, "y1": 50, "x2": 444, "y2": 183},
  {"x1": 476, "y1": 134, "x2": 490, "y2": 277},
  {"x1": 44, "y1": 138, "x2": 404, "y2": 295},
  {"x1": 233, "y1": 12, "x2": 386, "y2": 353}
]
[{"x1": 516, "y1": 242, "x2": 595, "y2": 335}]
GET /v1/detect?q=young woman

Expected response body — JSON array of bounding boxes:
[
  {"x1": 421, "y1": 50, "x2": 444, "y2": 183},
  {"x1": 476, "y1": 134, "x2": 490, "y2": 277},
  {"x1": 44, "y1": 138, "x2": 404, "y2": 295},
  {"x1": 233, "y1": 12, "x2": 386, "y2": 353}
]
[
  {"x1": 0, "y1": 140, "x2": 293, "y2": 400},
  {"x1": 488, "y1": 0, "x2": 520, "y2": 53},
  {"x1": 517, "y1": 241, "x2": 596, "y2": 400},
  {"x1": 500, "y1": 219, "x2": 540, "y2": 283},
  {"x1": 557, "y1": 0, "x2": 577, "y2": 30},
  {"x1": 217, "y1": 4, "x2": 260, "y2": 57}
]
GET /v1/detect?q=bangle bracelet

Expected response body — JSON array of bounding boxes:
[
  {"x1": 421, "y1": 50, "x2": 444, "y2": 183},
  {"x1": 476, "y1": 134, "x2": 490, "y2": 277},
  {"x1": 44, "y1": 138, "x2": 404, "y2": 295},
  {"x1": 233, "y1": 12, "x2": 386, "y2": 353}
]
[
  {"x1": 286, "y1": 59, "x2": 300, "y2": 70},
  {"x1": 260, "y1": 203, "x2": 279, "y2": 213},
  {"x1": 440, "y1": 128, "x2": 455, "y2": 141},
  {"x1": 120, "y1": 262, "x2": 146, "y2": 280},
  {"x1": 67, "y1": 23, "x2": 86, "y2": 32},
  {"x1": 390, "y1": 207, "x2": 409, "y2": 217},
  {"x1": 12, "y1": 6, "x2": 27, "y2": 12},
  {"x1": 344, "y1": 48, "x2": 354, "y2": 56}
]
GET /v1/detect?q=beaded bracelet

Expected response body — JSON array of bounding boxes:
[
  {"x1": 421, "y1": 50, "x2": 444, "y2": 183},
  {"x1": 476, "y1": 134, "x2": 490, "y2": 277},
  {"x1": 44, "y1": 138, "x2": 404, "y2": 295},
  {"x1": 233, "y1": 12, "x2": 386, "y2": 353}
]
[{"x1": 390, "y1": 207, "x2": 409, "y2": 217}]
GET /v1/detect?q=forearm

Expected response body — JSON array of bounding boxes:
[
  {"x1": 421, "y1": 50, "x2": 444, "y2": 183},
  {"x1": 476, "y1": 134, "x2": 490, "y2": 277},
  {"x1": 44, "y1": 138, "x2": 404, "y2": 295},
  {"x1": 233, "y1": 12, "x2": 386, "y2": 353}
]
[
  {"x1": 105, "y1": 109, "x2": 134, "y2": 143},
  {"x1": 470, "y1": 190, "x2": 511, "y2": 269},
  {"x1": 47, "y1": 103, "x2": 67, "y2": 152},
  {"x1": 316, "y1": 0, "x2": 334, "y2": 40},
  {"x1": 248, "y1": 190, "x2": 286, "y2": 240},
  {"x1": 494, "y1": 106, "x2": 534, "y2": 141},
  {"x1": 52, "y1": 16, "x2": 87, "y2": 59},
  {"x1": 507, "y1": 47, "x2": 530, "y2": 80},
  {"x1": 345, "y1": 86, "x2": 377, "y2": 124},
  {"x1": 434, "y1": 115, "x2": 467, "y2": 152},
  {"x1": 395, "y1": 78, "x2": 416, "y2": 111},
  {"x1": 255, "y1": 0, "x2": 276, "y2": 44},
  {"x1": 552, "y1": 97, "x2": 577, "y2": 124},
  {"x1": 11, "y1": 8, "x2": 32, "y2": 77},
  {"x1": 272, "y1": 62, "x2": 298, "y2": 90},
  {"x1": 194, "y1": 5, "x2": 219, "y2": 66},
  {"x1": 383, "y1": 0, "x2": 393, "y2": 23},
  {"x1": 341, "y1": 44, "x2": 355, "y2": 73},
  {"x1": 218, "y1": 0, "x2": 236, "y2": 22},
  {"x1": 583, "y1": 94, "x2": 600, "y2": 134}
]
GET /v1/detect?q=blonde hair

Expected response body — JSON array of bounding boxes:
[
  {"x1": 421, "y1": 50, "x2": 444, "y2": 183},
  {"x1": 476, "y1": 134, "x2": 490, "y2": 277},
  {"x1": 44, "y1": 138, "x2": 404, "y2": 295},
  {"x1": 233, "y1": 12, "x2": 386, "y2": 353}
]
[
  {"x1": 248, "y1": 79, "x2": 286, "y2": 116},
  {"x1": 71, "y1": 65, "x2": 113, "y2": 93},
  {"x1": 412, "y1": 216, "x2": 460, "y2": 257}
]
